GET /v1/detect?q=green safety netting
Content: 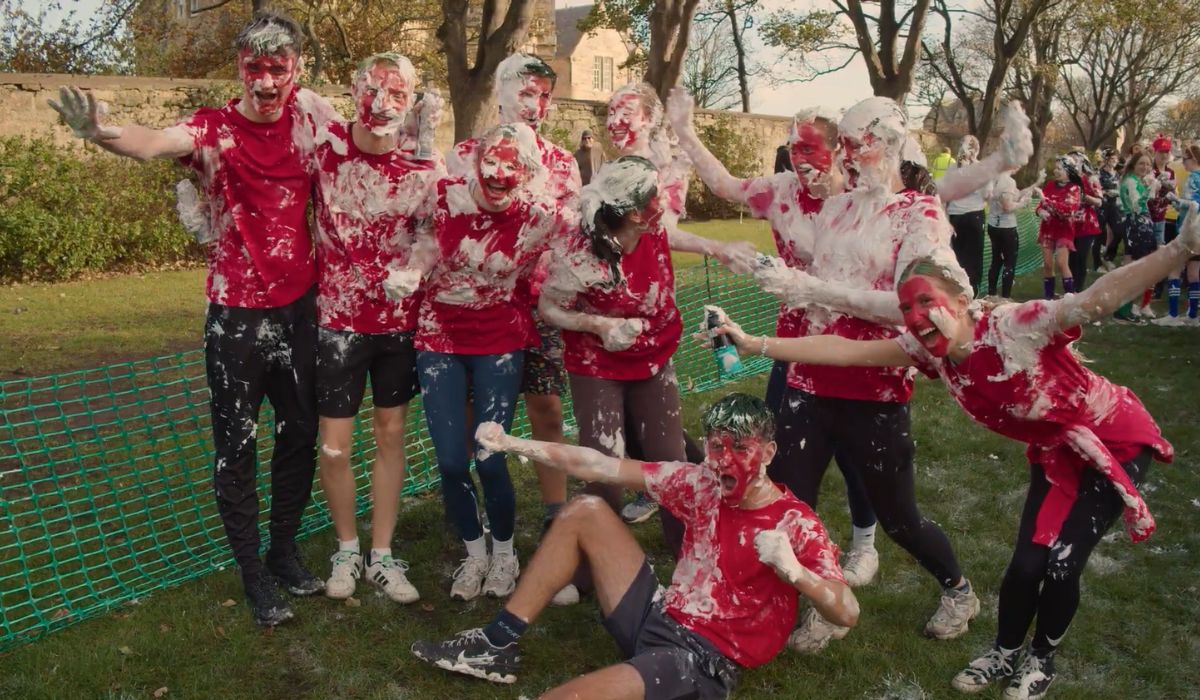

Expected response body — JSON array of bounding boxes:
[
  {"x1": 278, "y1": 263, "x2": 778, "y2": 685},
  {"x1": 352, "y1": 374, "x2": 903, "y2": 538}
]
[{"x1": 0, "y1": 209, "x2": 1042, "y2": 650}]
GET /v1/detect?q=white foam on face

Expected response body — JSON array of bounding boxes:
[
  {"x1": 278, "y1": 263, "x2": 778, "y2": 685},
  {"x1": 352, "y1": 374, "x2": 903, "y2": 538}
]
[
  {"x1": 494, "y1": 54, "x2": 550, "y2": 125},
  {"x1": 839, "y1": 96, "x2": 907, "y2": 194}
]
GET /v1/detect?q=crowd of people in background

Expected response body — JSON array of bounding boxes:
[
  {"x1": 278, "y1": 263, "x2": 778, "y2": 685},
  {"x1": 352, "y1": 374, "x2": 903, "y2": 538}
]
[{"x1": 44, "y1": 9, "x2": 1189, "y2": 700}]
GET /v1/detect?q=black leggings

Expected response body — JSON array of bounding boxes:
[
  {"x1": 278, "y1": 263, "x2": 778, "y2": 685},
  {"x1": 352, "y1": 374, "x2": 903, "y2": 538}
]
[
  {"x1": 205, "y1": 290, "x2": 319, "y2": 583},
  {"x1": 996, "y1": 450, "x2": 1152, "y2": 653},
  {"x1": 1069, "y1": 234, "x2": 1099, "y2": 289},
  {"x1": 768, "y1": 388, "x2": 962, "y2": 587},
  {"x1": 1103, "y1": 202, "x2": 1126, "y2": 261},
  {"x1": 987, "y1": 225, "x2": 1019, "y2": 297},
  {"x1": 950, "y1": 211, "x2": 986, "y2": 293},
  {"x1": 766, "y1": 362, "x2": 876, "y2": 529}
]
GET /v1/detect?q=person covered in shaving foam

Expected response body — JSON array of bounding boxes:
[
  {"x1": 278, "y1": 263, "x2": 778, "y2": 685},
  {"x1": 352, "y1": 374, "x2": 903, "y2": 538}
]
[
  {"x1": 942, "y1": 135, "x2": 988, "y2": 292},
  {"x1": 706, "y1": 206, "x2": 1195, "y2": 697},
  {"x1": 666, "y1": 87, "x2": 883, "y2": 589},
  {"x1": 411, "y1": 393, "x2": 856, "y2": 699},
  {"x1": 446, "y1": 53, "x2": 582, "y2": 546},
  {"x1": 310, "y1": 52, "x2": 444, "y2": 606},
  {"x1": 602, "y1": 83, "x2": 755, "y2": 533},
  {"x1": 48, "y1": 11, "x2": 341, "y2": 626},
  {"x1": 538, "y1": 157, "x2": 686, "y2": 586},
  {"x1": 746, "y1": 96, "x2": 983, "y2": 653},
  {"x1": 1037, "y1": 156, "x2": 1085, "y2": 299},
  {"x1": 385, "y1": 122, "x2": 557, "y2": 602}
]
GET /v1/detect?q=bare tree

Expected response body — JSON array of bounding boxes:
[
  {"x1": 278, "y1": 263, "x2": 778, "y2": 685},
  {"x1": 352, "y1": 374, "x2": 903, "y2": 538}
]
[
  {"x1": 1156, "y1": 93, "x2": 1200, "y2": 140},
  {"x1": 921, "y1": 0, "x2": 1059, "y2": 141},
  {"x1": 682, "y1": 19, "x2": 741, "y2": 110},
  {"x1": 1007, "y1": 6, "x2": 1070, "y2": 184},
  {"x1": 438, "y1": 0, "x2": 538, "y2": 141},
  {"x1": 760, "y1": 0, "x2": 932, "y2": 102},
  {"x1": 694, "y1": 0, "x2": 759, "y2": 112}
]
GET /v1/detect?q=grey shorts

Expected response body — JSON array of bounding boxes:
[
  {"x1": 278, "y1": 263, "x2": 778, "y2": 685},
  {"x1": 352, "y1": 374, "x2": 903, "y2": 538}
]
[{"x1": 603, "y1": 562, "x2": 740, "y2": 700}]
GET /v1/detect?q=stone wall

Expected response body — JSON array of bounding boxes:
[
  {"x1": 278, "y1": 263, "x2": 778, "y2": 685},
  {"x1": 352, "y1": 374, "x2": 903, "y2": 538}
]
[{"x1": 0, "y1": 73, "x2": 791, "y2": 176}]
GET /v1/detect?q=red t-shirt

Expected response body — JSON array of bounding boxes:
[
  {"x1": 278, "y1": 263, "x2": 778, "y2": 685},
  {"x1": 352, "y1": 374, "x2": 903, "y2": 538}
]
[
  {"x1": 545, "y1": 225, "x2": 682, "y2": 381},
  {"x1": 789, "y1": 190, "x2": 953, "y2": 402},
  {"x1": 743, "y1": 173, "x2": 824, "y2": 338},
  {"x1": 414, "y1": 178, "x2": 556, "y2": 355},
  {"x1": 1078, "y1": 178, "x2": 1102, "y2": 237},
  {"x1": 179, "y1": 93, "x2": 318, "y2": 309},
  {"x1": 312, "y1": 121, "x2": 441, "y2": 333},
  {"x1": 1037, "y1": 181, "x2": 1082, "y2": 243},
  {"x1": 643, "y1": 461, "x2": 845, "y2": 668},
  {"x1": 895, "y1": 301, "x2": 1172, "y2": 545},
  {"x1": 1147, "y1": 166, "x2": 1176, "y2": 222}
]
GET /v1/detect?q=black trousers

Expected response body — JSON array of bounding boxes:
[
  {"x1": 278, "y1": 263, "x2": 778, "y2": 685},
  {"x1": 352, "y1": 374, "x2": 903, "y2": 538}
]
[
  {"x1": 951, "y1": 211, "x2": 986, "y2": 293},
  {"x1": 769, "y1": 388, "x2": 963, "y2": 587},
  {"x1": 1102, "y1": 201, "x2": 1126, "y2": 261},
  {"x1": 1069, "y1": 234, "x2": 1099, "y2": 290},
  {"x1": 996, "y1": 450, "x2": 1151, "y2": 653},
  {"x1": 205, "y1": 290, "x2": 319, "y2": 584},
  {"x1": 987, "y1": 225, "x2": 1019, "y2": 297}
]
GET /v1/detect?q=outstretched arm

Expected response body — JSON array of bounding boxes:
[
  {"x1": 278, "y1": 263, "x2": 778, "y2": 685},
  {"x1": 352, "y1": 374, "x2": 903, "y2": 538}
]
[
  {"x1": 753, "y1": 256, "x2": 904, "y2": 325},
  {"x1": 667, "y1": 223, "x2": 757, "y2": 274},
  {"x1": 1056, "y1": 202, "x2": 1200, "y2": 327},
  {"x1": 754, "y1": 531, "x2": 859, "y2": 628},
  {"x1": 701, "y1": 307, "x2": 914, "y2": 368},
  {"x1": 936, "y1": 104, "x2": 1033, "y2": 204},
  {"x1": 476, "y1": 422, "x2": 647, "y2": 491},
  {"x1": 665, "y1": 88, "x2": 748, "y2": 203},
  {"x1": 49, "y1": 87, "x2": 193, "y2": 161}
]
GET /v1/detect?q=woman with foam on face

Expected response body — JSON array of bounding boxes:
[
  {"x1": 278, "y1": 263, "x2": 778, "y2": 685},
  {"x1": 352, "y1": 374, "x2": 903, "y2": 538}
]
[
  {"x1": 385, "y1": 122, "x2": 557, "y2": 603},
  {"x1": 1037, "y1": 156, "x2": 1084, "y2": 299},
  {"x1": 707, "y1": 206, "x2": 1197, "y2": 698},
  {"x1": 538, "y1": 156, "x2": 688, "y2": 579},
  {"x1": 1115, "y1": 151, "x2": 1161, "y2": 320}
]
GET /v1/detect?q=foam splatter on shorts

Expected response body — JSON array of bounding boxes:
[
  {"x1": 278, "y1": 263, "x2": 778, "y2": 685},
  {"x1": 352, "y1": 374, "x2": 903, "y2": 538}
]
[{"x1": 521, "y1": 307, "x2": 566, "y2": 396}]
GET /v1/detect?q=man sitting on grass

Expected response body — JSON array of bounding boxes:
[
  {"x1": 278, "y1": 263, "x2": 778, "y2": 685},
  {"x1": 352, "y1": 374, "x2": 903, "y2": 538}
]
[{"x1": 411, "y1": 393, "x2": 859, "y2": 699}]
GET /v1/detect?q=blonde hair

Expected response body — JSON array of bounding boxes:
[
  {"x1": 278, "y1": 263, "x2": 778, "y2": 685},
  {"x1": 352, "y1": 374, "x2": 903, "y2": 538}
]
[{"x1": 609, "y1": 82, "x2": 691, "y2": 178}]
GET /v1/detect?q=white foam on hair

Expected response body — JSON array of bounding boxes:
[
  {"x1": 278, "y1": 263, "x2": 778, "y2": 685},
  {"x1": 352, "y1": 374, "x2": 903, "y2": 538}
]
[
  {"x1": 494, "y1": 53, "x2": 551, "y2": 121},
  {"x1": 840, "y1": 96, "x2": 908, "y2": 192},
  {"x1": 239, "y1": 21, "x2": 296, "y2": 56},
  {"x1": 579, "y1": 159, "x2": 659, "y2": 235},
  {"x1": 477, "y1": 122, "x2": 548, "y2": 199}
]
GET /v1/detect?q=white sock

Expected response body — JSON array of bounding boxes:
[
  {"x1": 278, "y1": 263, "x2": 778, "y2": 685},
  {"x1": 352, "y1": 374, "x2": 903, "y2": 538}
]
[
  {"x1": 492, "y1": 537, "x2": 515, "y2": 557},
  {"x1": 370, "y1": 547, "x2": 391, "y2": 563},
  {"x1": 338, "y1": 538, "x2": 360, "y2": 553},
  {"x1": 464, "y1": 536, "x2": 488, "y2": 559},
  {"x1": 852, "y1": 525, "x2": 876, "y2": 550}
]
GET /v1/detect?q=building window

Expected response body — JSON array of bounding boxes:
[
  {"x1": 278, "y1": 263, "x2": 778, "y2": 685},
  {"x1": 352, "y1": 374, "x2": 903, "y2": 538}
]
[{"x1": 592, "y1": 56, "x2": 613, "y2": 92}]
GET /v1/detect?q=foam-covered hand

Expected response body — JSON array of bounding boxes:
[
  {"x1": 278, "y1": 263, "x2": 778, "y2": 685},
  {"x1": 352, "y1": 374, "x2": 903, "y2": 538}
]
[
  {"x1": 717, "y1": 241, "x2": 757, "y2": 275},
  {"x1": 414, "y1": 88, "x2": 444, "y2": 139},
  {"x1": 48, "y1": 86, "x2": 122, "y2": 141},
  {"x1": 175, "y1": 180, "x2": 214, "y2": 245},
  {"x1": 475, "y1": 421, "x2": 511, "y2": 454},
  {"x1": 665, "y1": 87, "x2": 695, "y2": 135},
  {"x1": 995, "y1": 102, "x2": 1033, "y2": 170},
  {"x1": 597, "y1": 317, "x2": 647, "y2": 352},
  {"x1": 753, "y1": 255, "x2": 818, "y2": 308},
  {"x1": 383, "y1": 267, "x2": 422, "y2": 300},
  {"x1": 754, "y1": 530, "x2": 802, "y2": 574},
  {"x1": 1177, "y1": 202, "x2": 1200, "y2": 253}
]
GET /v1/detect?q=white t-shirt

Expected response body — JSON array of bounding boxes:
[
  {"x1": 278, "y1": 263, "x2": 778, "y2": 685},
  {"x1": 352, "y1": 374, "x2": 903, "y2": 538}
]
[
  {"x1": 944, "y1": 163, "x2": 987, "y2": 215},
  {"x1": 986, "y1": 174, "x2": 1019, "y2": 228}
]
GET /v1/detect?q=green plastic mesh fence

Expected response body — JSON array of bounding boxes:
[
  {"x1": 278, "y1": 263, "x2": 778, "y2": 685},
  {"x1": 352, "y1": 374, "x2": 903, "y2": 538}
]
[{"x1": 0, "y1": 209, "x2": 1042, "y2": 650}]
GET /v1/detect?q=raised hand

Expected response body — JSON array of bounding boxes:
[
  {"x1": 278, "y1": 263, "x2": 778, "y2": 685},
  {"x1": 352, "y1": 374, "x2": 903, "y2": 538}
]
[
  {"x1": 383, "y1": 267, "x2": 422, "y2": 300},
  {"x1": 754, "y1": 530, "x2": 803, "y2": 574},
  {"x1": 665, "y1": 87, "x2": 695, "y2": 134},
  {"x1": 995, "y1": 102, "x2": 1033, "y2": 170},
  {"x1": 753, "y1": 254, "x2": 818, "y2": 308},
  {"x1": 48, "y1": 86, "x2": 122, "y2": 141}
]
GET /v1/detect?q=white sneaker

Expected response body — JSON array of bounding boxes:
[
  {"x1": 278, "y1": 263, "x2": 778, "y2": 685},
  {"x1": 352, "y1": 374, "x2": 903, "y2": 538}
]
[
  {"x1": 925, "y1": 582, "x2": 981, "y2": 640},
  {"x1": 450, "y1": 555, "x2": 490, "y2": 601},
  {"x1": 365, "y1": 554, "x2": 420, "y2": 604},
  {"x1": 841, "y1": 545, "x2": 879, "y2": 588},
  {"x1": 787, "y1": 606, "x2": 850, "y2": 653},
  {"x1": 1139, "y1": 304, "x2": 1158, "y2": 319},
  {"x1": 551, "y1": 583, "x2": 580, "y2": 606},
  {"x1": 1152, "y1": 314, "x2": 1186, "y2": 326},
  {"x1": 324, "y1": 550, "x2": 362, "y2": 600},
  {"x1": 482, "y1": 552, "x2": 520, "y2": 598}
]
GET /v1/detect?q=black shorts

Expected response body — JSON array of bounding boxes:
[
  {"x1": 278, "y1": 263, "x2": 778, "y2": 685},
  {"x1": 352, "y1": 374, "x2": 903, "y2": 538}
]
[
  {"x1": 603, "y1": 562, "x2": 740, "y2": 700},
  {"x1": 316, "y1": 327, "x2": 419, "y2": 418},
  {"x1": 520, "y1": 307, "x2": 567, "y2": 397}
]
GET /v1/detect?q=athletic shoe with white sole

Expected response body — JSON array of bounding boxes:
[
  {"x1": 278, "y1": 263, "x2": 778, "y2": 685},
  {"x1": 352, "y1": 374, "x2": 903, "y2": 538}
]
[
  {"x1": 265, "y1": 550, "x2": 324, "y2": 596},
  {"x1": 550, "y1": 583, "x2": 580, "y2": 606},
  {"x1": 952, "y1": 647, "x2": 1020, "y2": 693},
  {"x1": 482, "y1": 552, "x2": 520, "y2": 598},
  {"x1": 1139, "y1": 304, "x2": 1158, "y2": 319},
  {"x1": 621, "y1": 492, "x2": 660, "y2": 524},
  {"x1": 366, "y1": 554, "x2": 420, "y2": 604},
  {"x1": 1152, "y1": 315, "x2": 1187, "y2": 326},
  {"x1": 841, "y1": 545, "x2": 879, "y2": 588},
  {"x1": 324, "y1": 550, "x2": 362, "y2": 600},
  {"x1": 925, "y1": 582, "x2": 981, "y2": 640},
  {"x1": 787, "y1": 606, "x2": 850, "y2": 653},
  {"x1": 1003, "y1": 649, "x2": 1056, "y2": 700},
  {"x1": 411, "y1": 628, "x2": 520, "y2": 684},
  {"x1": 450, "y1": 555, "x2": 490, "y2": 601},
  {"x1": 244, "y1": 571, "x2": 295, "y2": 627}
]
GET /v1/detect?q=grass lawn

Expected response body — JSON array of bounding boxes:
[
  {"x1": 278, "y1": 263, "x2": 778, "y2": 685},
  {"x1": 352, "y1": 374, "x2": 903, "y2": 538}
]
[{"x1": 2, "y1": 245, "x2": 1198, "y2": 699}]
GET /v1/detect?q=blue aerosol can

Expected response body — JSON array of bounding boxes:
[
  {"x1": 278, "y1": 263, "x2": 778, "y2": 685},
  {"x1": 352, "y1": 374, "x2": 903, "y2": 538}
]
[{"x1": 708, "y1": 308, "x2": 743, "y2": 376}]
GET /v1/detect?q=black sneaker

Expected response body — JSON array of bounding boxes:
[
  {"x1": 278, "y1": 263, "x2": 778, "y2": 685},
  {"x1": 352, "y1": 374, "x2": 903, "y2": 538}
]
[
  {"x1": 266, "y1": 550, "x2": 324, "y2": 596},
  {"x1": 244, "y1": 571, "x2": 294, "y2": 627},
  {"x1": 411, "y1": 628, "x2": 520, "y2": 684},
  {"x1": 952, "y1": 647, "x2": 1019, "y2": 693},
  {"x1": 1003, "y1": 649, "x2": 1056, "y2": 700}
]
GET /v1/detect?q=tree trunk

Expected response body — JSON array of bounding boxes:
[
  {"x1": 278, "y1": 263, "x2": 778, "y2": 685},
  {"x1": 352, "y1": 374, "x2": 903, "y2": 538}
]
[
  {"x1": 726, "y1": 1, "x2": 751, "y2": 112},
  {"x1": 645, "y1": 0, "x2": 703, "y2": 99}
]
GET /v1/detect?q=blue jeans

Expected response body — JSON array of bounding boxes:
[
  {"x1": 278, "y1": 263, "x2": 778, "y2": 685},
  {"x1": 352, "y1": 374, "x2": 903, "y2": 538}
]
[
  {"x1": 1153, "y1": 220, "x2": 1166, "y2": 246},
  {"x1": 417, "y1": 350, "x2": 524, "y2": 542}
]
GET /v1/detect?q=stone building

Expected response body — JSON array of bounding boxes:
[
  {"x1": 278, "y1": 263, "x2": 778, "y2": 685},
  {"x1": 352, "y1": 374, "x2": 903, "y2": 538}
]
[{"x1": 549, "y1": 4, "x2": 633, "y2": 101}]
